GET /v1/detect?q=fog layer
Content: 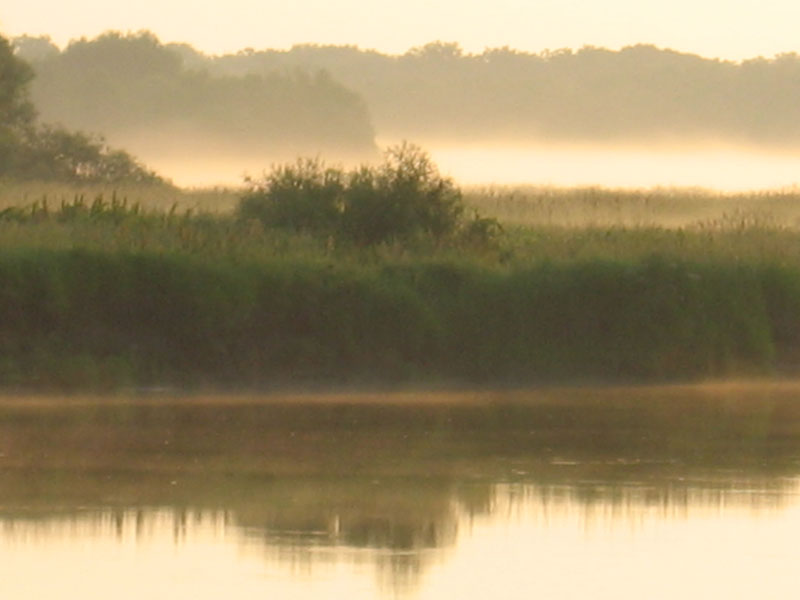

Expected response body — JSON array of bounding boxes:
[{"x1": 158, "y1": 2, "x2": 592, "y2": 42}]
[{"x1": 13, "y1": 33, "x2": 800, "y2": 188}]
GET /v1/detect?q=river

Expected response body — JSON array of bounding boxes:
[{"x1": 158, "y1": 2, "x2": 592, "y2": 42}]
[{"x1": 0, "y1": 384, "x2": 798, "y2": 598}]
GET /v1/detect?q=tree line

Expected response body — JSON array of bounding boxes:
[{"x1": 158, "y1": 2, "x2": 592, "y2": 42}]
[
  {"x1": 162, "y1": 39, "x2": 800, "y2": 146},
  {"x1": 0, "y1": 35, "x2": 161, "y2": 183},
  {"x1": 13, "y1": 32, "x2": 377, "y2": 162},
  {"x1": 9, "y1": 30, "x2": 800, "y2": 184}
]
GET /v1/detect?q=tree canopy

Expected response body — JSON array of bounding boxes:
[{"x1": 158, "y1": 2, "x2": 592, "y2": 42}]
[
  {"x1": 0, "y1": 35, "x2": 36, "y2": 169},
  {"x1": 0, "y1": 33, "x2": 162, "y2": 183},
  {"x1": 166, "y1": 40, "x2": 800, "y2": 146},
  {"x1": 18, "y1": 32, "x2": 377, "y2": 160}
]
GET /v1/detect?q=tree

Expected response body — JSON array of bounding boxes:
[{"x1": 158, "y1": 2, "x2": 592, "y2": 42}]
[
  {"x1": 238, "y1": 143, "x2": 466, "y2": 246},
  {"x1": 25, "y1": 31, "x2": 378, "y2": 157},
  {"x1": 17, "y1": 125, "x2": 163, "y2": 184},
  {"x1": 0, "y1": 32, "x2": 165, "y2": 184},
  {"x1": 340, "y1": 143, "x2": 463, "y2": 245},
  {"x1": 0, "y1": 35, "x2": 36, "y2": 174},
  {"x1": 11, "y1": 35, "x2": 59, "y2": 63}
]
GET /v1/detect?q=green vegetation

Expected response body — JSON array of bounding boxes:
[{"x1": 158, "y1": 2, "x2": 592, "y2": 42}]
[
  {"x1": 0, "y1": 34, "x2": 163, "y2": 184},
  {"x1": 14, "y1": 31, "x2": 377, "y2": 160},
  {"x1": 1, "y1": 195, "x2": 800, "y2": 389},
  {"x1": 19, "y1": 35, "x2": 798, "y2": 147},
  {"x1": 5, "y1": 143, "x2": 800, "y2": 390},
  {"x1": 238, "y1": 144, "x2": 488, "y2": 247},
  {"x1": 18, "y1": 31, "x2": 800, "y2": 156}
]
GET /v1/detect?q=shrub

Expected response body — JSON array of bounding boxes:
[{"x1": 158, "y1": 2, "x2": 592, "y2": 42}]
[
  {"x1": 239, "y1": 158, "x2": 345, "y2": 234},
  {"x1": 340, "y1": 143, "x2": 464, "y2": 245},
  {"x1": 238, "y1": 143, "x2": 467, "y2": 246}
]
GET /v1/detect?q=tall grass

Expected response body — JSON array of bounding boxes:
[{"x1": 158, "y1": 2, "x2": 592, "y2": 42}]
[
  {"x1": 464, "y1": 185, "x2": 800, "y2": 229},
  {"x1": 0, "y1": 249, "x2": 798, "y2": 389},
  {"x1": 0, "y1": 178, "x2": 240, "y2": 213},
  {"x1": 2, "y1": 185, "x2": 800, "y2": 390},
  {"x1": 5, "y1": 191, "x2": 800, "y2": 267}
]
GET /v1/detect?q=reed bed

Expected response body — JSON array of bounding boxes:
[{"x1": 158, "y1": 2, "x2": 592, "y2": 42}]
[
  {"x1": 4, "y1": 191, "x2": 800, "y2": 266},
  {"x1": 0, "y1": 250, "x2": 797, "y2": 389},
  {"x1": 0, "y1": 179, "x2": 240, "y2": 213},
  {"x1": 464, "y1": 185, "x2": 800, "y2": 229},
  {"x1": 2, "y1": 185, "x2": 800, "y2": 390}
]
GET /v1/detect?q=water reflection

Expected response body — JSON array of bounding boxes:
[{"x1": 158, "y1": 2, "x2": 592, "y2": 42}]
[
  {"x1": 1, "y1": 477, "x2": 798, "y2": 598},
  {"x1": 1, "y1": 385, "x2": 800, "y2": 598}
]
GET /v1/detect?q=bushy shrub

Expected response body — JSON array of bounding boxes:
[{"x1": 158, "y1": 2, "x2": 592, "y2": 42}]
[
  {"x1": 238, "y1": 143, "x2": 469, "y2": 246},
  {"x1": 340, "y1": 143, "x2": 464, "y2": 245},
  {"x1": 239, "y1": 158, "x2": 345, "y2": 234}
]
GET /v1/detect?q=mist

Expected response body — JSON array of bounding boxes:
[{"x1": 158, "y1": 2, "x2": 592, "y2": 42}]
[
  {"x1": 112, "y1": 128, "x2": 378, "y2": 188},
  {"x1": 130, "y1": 138, "x2": 800, "y2": 191},
  {"x1": 13, "y1": 32, "x2": 800, "y2": 191},
  {"x1": 421, "y1": 141, "x2": 800, "y2": 192}
]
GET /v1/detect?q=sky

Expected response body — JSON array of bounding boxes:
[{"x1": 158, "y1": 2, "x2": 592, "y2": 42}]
[{"x1": 2, "y1": 0, "x2": 800, "y2": 60}]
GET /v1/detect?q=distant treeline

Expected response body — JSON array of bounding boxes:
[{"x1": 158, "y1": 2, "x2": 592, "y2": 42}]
[
  {"x1": 206, "y1": 42, "x2": 800, "y2": 145},
  {"x1": 0, "y1": 35, "x2": 162, "y2": 184},
  {"x1": 196, "y1": 41, "x2": 800, "y2": 145},
  {"x1": 12, "y1": 32, "x2": 377, "y2": 158},
  {"x1": 15, "y1": 32, "x2": 800, "y2": 153}
]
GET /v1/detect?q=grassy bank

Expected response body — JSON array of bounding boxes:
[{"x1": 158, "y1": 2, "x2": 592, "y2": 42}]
[
  {"x1": 2, "y1": 183, "x2": 800, "y2": 390},
  {"x1": 464, "y1": 185, "x2": 800, "y2": 229},
  {"x1": 0, "y1": 248, "x2": 798, "y2": 389}
]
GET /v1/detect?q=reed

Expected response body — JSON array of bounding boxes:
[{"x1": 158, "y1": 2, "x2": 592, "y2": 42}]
[
  {"x1": 2, "y1": 186, "x2": 800, "y2": 390},
  {"x1": 0, "y1": 249, "x2": 796, "y2": 390},
  {"x1": 464, "y1": 185, "x2": 800, "y2": 229}
]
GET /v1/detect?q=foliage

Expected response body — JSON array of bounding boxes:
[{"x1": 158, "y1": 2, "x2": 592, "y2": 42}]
[
  {"x1": 0, "y1": 249, "x2": 793, "y2": 390},
  {"x1": 17, "y1": 31, "x2": 377, "y2": 156},
  {"x1": 341, "y1": 143, "x2": 464, "y2": 245},
  {"x1": 173, "y1": 40, "x2": 800, "y2": 145},
  {"x1": 0, "y1": 36, "x2": 35, "y2": 131},
  {"x1": 16, "y1": 125, "x2": 163, "y2": 184},
  {"x1": 239, "y1": 158, "x2": 345, "y2": 234},
  {"x1": 0, "y1": 33, "x2": 165, "y2": 184},
  {"x1": 239, "y1": 143, "x2": 468, "y2": 246},
  {"x1": 17, "y1": 31, "x2": 800, "y2": 147},
  {"x1": 5, "y1": 184, "x2": 800, "y2": 389},
  {"x1": 0, "y1": 35, "x2": 36, "y2": 174}
]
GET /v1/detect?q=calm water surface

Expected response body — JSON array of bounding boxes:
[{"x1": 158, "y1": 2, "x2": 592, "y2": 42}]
[{"x1": 1, "y1": 384, "x2": 799, "y2": 599}]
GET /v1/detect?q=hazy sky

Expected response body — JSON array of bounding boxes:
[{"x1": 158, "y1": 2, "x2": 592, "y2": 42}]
[{"x1": 2, "y1": 0, "x2": 800, "y2": 60}]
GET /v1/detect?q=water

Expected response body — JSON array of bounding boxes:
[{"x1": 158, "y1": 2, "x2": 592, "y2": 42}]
[{"x1": 1, "y1": 384, "x2": 799, "y2": 598}]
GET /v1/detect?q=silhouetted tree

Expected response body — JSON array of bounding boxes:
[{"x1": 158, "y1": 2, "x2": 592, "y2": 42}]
[
  {"x1": 190, "y1": 40, "x2": 800, "y2": 146},
  {"x1": 23, "y1": 31, "x2": 377, "y2": 156},
  {"x1": 239, "y1": 143, "x2": 466, "y2": 246},
  {"x1": 0, "y1": 35, "x2": 36, "y2": 174},
  {"x1": 1, "y1": 33, "x2": 164, "y2": 183},
  {"x1": 11, "y1": 35, "x2": 59, "y2": 62}
]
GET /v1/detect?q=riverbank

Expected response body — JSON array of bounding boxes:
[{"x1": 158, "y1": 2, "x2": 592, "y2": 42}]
[
  {"x1": 0, "y1": 249, "x2": 798, "y2": 390},
  {"x1": 3, "y1": 182, "x2": 800, "y2": 391}
]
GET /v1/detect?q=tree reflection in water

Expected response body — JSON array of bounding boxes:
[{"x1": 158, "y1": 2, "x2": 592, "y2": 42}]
[{"x1": 0, "y1": 383, "x2": 799, "y2": 593}]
